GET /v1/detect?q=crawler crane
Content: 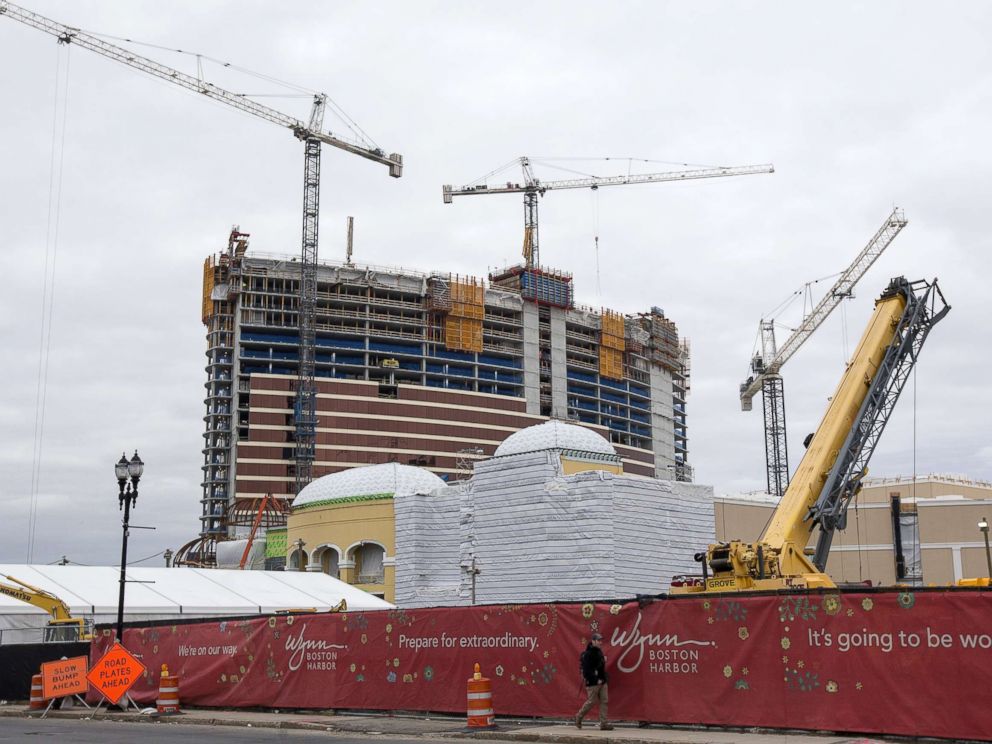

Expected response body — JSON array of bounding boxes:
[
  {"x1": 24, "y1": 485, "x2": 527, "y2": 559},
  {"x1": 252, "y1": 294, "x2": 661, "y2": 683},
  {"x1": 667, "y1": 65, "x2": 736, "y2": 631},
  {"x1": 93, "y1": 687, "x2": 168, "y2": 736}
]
[{"x1": 674, "y1": 276, "x2": 949, "y2": 593}]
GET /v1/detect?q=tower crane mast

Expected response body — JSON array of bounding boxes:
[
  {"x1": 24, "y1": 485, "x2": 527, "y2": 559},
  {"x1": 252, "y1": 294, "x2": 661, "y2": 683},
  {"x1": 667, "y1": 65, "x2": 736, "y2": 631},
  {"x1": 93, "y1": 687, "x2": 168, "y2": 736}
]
[
  {"x1": 443, "y1": 158, "x2": 774, "y2": 268},
  {"x1": 1, "y1": 1, "x2": 403, "y2": 497},
  {"x1": 740, "y1": 208, "x2": 908, "y2": 498}
]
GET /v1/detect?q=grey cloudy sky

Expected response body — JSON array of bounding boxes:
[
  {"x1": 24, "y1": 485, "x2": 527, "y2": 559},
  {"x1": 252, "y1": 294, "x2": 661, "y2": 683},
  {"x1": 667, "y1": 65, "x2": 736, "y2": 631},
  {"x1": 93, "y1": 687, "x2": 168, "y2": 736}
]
[{"x1": 1, "y1": 1, "x2": 989, "y2": 566}]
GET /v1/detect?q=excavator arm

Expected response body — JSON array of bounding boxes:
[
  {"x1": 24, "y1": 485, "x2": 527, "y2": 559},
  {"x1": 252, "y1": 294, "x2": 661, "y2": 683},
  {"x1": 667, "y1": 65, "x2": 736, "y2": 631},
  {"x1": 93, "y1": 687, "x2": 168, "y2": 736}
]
[
  {"x1": 0, "y1": 574, "x2": 91, "y2": 640},
  {"x1": 674, "y1": 277, "x2": 949, "y2": 594}
]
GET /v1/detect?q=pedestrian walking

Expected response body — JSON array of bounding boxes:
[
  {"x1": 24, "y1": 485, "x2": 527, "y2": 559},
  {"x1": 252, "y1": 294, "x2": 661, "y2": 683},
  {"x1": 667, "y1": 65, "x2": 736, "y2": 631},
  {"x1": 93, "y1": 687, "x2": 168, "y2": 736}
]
[{"x1": 575, "y1": 632, "x2": 613, "y2": 730}]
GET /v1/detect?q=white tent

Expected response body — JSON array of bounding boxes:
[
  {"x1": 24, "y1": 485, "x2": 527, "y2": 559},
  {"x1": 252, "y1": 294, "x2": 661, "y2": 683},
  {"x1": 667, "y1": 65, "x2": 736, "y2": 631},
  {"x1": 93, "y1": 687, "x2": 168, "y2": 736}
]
[{"x1": 0, "y1": 564, "x2": 393, "y2": 644}]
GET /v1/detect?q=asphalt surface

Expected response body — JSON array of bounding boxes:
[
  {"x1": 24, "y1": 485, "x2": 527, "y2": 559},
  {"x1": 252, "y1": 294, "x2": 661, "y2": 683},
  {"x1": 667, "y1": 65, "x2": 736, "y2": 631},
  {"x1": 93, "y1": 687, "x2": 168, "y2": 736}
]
[
  {"x1": 0, "y1": 705, "x2": 898, "y2": 744},
  {"x1": 0, "y1": 717, "x2": 471, "y2": 742}
]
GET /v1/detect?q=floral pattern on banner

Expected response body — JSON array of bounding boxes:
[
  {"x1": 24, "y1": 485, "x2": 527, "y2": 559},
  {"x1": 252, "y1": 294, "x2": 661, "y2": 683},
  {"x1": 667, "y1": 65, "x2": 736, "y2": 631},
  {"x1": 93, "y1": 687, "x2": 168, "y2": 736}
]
[{"x1": 85, "y1": 592, "x2": 992, "y2": 743}]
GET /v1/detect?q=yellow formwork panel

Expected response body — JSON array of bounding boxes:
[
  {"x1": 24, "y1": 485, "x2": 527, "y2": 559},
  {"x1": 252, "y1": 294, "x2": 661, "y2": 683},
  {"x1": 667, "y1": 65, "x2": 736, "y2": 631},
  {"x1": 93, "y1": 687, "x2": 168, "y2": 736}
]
[
  {"x1": 444, "y1": 316, "x2": 483, "y2": 352},
  {"x1": 449, "y1": 277, "x2": 485, "y2": 321},
  {"x1": 450, "y1": 278, "x2": 484, "y2": 305},
  {"x1": 451, "y1": 300, "x2": 484, "y2": 320},
  {"x1": 599, "y1": 346, "x2": 624, "y2": 380},
  {"x1": 202, "y1": 257, "x2": 216, "y2": 324},
  {"x1": 601, "y1": 310, "x2": 625, "y2": 338},
  {"x1": 601, "y1": 309, "x2": 626, "y2": 351},
  {"x1": 602, "y1": 333, "x2": 625, "y2": 351}
]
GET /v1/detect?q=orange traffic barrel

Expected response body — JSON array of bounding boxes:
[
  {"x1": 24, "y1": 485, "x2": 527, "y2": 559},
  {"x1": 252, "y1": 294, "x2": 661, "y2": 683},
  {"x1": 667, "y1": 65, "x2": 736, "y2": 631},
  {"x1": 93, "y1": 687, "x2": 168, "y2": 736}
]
[
  {"x1": 29, "y1": 673, "x2": 47, "y2": 709},
  {"x1": 467, "y1": 662, "x2": 495, "y2": 728},
  {"x1": 156, "y1": 664, "x2": 181, "y2": 715}
]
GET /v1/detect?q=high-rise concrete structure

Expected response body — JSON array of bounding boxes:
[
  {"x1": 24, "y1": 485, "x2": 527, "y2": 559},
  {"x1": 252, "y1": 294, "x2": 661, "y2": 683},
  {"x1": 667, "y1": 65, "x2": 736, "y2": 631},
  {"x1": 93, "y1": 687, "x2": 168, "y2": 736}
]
[{"x1": 199, "y1": 231, "x2": 691, "y2": 539}]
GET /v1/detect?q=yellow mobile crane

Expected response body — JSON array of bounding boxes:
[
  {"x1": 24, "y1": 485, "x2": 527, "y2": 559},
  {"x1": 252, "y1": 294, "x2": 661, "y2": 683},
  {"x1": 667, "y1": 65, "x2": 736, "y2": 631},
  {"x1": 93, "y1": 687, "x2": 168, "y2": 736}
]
[
  {"x1": 674, "y1": 276, "x2": 949, "y2": 594},
  {"x1": 0, "y1": 574, "x2": 92, "y2": 642}
]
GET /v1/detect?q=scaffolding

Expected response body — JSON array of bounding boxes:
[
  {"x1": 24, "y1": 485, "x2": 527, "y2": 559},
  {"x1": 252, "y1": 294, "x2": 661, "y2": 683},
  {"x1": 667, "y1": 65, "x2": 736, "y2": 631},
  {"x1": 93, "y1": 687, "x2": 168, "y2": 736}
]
[{"x1": 644, "y1": 308, "x2": 682, "y2": 373}]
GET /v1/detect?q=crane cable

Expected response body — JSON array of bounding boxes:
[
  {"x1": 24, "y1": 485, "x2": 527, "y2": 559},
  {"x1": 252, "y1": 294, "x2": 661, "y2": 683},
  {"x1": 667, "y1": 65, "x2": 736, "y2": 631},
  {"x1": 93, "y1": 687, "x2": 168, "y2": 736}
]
[
  {"x1": 86, "y1": 29, "x2": 380, "y2": 150},
  {"x1": 592, "y1": 188, "x2": 602, "y2": 301},
  {"x1": 27, "y1": 44, "x2": 71, "y2": 563},
  {"x1": 909, "y1": 364, "x2": 920, "y2": 579}
]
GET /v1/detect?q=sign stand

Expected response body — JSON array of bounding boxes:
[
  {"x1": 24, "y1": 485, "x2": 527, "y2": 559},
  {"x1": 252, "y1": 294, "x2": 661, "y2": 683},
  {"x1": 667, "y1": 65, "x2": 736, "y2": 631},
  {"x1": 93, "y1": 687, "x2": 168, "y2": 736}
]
[
  {"x1": 86, "y1": 643, "x2": 147, "y2": 713},
  {"x1": 39, "y1": 694, "x2": 92, "y2": 720},
  {"x1": 91, "y1": 692, "x2": 140, "y2": 717},
  {"x1": 38, "y1": 655, "x2": 92, "y2": 719}
]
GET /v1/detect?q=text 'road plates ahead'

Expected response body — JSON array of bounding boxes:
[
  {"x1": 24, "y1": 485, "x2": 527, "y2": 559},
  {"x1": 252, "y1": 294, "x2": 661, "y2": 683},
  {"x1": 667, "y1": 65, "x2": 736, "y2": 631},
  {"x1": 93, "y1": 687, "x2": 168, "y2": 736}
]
[
  {"x1": 41, "y1": 656, "x2": 88, "y2": 699},
  {"x1": 86, "y1": 644, "x2": 146, "y2": 704}
]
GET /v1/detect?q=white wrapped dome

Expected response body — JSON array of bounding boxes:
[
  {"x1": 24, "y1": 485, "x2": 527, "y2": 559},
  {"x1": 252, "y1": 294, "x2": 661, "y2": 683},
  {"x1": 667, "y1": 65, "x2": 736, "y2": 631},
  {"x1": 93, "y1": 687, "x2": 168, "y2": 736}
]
[
  {"x1": 494, "y1": 420, "x2": 616, "y2": 458},
  {"x1": 293, "y1": 463, "x2": 445, "y2": 508}
]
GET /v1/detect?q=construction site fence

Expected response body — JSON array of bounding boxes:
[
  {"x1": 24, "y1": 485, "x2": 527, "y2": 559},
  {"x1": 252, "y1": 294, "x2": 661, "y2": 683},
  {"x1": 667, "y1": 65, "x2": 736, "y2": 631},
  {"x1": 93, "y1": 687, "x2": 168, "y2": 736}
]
[
  {"x1": 93, "y1": 589, "x2": 992, "y2": 742},
  {"x1": 0, "y1": 641, "x2": 88, "y2": 700}
]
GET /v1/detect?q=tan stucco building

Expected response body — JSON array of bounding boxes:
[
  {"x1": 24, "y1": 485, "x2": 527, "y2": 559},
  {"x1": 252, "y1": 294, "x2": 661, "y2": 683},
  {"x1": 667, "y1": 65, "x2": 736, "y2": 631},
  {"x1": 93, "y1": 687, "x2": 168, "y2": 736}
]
[
  {"x1": 715, "y1": 475, "x2": 992, "y2": 586},
  {"x1": 281, "y1": 463, "x2": 446, "y2": 602}
]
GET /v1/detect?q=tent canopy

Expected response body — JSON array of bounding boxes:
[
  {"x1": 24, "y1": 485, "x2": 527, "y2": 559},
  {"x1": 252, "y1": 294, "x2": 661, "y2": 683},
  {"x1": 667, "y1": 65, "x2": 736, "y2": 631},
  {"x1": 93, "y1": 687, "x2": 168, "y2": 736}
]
[{"x1": 0, "y1": 564, "x2": 392, "y2": 641}]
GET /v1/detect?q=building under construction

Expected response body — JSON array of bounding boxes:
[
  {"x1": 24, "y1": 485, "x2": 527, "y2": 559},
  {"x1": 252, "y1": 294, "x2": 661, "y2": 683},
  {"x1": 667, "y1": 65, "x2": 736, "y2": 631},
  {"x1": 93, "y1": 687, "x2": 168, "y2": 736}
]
[{"x1": 199, "y1": 230, "x2": 691, "y2": 538}]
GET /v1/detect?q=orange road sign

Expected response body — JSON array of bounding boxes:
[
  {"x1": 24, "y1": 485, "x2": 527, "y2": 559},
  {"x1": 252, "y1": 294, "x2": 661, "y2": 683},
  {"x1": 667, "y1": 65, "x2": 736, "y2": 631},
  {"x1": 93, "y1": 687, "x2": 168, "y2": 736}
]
[
  {"x1": 41, "y1": 656, "x2": 88, "y2": 699},
  {"x1": 86, "y1": 644, "x2": 146, "y2": 704}
]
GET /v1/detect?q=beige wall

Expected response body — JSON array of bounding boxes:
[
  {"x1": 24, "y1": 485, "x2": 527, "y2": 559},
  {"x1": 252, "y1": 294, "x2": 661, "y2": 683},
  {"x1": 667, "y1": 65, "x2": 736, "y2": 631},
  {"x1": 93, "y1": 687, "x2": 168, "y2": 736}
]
[
  {"x1": 716, "y1": 476, "x2": 992, "y2": 586},
  {"x1": 561, "y1": 457, "x2": 622, "y2": 475},
  {"x1": 287, "y1": 498, "x2": 396, "y2": 602}
]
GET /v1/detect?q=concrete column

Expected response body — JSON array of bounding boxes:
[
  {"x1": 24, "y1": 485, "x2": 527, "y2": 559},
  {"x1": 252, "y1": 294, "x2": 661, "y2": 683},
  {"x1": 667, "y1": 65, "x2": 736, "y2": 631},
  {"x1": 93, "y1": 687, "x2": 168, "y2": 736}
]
[
  {"x1": 522, "y1": 303, "x2": 541, "y2": 415},
  {"x1": 339, "y1": 559, "x2": 356, "y2": 584},
  {"x1": 383, "y1": 563, "x2": 396, "y2": 603},
  {"x1": 549, "y1": 307, "x2": 568, "y2": 417},
  {"x1": 649, "y1": 365, "x2": 676, "y2": 476}
]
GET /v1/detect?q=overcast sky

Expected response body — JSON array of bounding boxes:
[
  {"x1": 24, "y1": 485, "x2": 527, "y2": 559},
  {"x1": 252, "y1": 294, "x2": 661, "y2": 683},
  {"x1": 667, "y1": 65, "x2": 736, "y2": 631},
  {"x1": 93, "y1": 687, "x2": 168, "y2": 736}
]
[{"x1": 1, "y1": 1, "x2": 989, "y2": 566}]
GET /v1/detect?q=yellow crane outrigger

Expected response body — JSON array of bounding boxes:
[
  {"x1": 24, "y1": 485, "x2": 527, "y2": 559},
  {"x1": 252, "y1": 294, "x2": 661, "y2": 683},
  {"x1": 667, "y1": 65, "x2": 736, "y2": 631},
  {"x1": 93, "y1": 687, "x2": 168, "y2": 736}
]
[
  {"x1": 674, "y1": 277, "x2": 949, "y2": 594},
  {"x1": 0, "y1": 574, "x2": 92, "y2": 642}
]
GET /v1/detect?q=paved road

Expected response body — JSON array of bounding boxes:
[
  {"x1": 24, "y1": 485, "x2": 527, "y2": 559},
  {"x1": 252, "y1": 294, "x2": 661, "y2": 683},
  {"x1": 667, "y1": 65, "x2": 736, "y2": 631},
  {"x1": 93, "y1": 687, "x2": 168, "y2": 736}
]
[{"x1": 0, "y1": 718, "x2": 480, "y2": 743}]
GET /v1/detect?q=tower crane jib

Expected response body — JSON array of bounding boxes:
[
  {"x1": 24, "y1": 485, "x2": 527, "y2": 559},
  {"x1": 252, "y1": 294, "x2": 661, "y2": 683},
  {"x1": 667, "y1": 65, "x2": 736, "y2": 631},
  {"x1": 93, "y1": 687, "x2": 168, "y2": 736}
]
[
  {"x1": 442, "y1": 158, "x2": 773, "y2": 268},
  {"x1": 1, "y1": 1, "x2": 403, "y2": 501}
]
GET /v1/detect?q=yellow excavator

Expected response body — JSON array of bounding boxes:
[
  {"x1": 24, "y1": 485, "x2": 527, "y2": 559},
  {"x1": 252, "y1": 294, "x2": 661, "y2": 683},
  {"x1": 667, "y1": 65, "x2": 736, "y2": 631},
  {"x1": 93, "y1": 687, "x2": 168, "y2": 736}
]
[
  {"x1": 674, "y1": 277, "x2": 949, "y2": 594},
  {"x1": 0, "y1": 574, "x2": 93, "y2": 642}
]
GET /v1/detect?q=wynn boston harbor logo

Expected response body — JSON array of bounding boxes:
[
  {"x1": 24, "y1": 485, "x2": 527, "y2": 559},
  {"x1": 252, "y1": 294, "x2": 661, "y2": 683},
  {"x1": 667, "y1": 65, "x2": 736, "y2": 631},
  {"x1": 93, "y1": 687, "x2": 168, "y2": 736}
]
[
  {"x1": 285, "y1": 624, "x2": 347, "y2": 672},
  {"x1": 610, "y1": 612, "x2": 713, "y2": 674}
]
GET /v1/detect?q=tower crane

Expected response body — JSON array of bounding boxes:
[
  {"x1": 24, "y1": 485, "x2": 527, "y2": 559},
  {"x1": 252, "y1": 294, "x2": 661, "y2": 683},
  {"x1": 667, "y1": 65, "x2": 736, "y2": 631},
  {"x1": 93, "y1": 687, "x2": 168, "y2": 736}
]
[
  {"x1": 740, "y1": 208, "x2": 907, "y2": 499},
  {"x1": 1, "y1": 2, "x2": 403, "y2": 497},
  {"x1": 443, "y1": 158, "x2": 774, "y2": 268}
]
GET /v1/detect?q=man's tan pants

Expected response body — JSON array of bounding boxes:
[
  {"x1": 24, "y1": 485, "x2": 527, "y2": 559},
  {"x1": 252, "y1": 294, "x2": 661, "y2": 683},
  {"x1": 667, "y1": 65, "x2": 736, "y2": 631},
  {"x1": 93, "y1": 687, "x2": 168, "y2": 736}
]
[{"x1": 576, "y1": 682, "x2": 608, "y2": 723}]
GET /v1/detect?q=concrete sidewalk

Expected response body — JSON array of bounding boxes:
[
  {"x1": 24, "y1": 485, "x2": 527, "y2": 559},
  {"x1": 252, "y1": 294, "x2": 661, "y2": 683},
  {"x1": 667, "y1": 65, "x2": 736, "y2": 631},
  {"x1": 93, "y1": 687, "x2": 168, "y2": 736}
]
[{"x1": 0, "y1": 703, "x2": 890, "y2": 743}]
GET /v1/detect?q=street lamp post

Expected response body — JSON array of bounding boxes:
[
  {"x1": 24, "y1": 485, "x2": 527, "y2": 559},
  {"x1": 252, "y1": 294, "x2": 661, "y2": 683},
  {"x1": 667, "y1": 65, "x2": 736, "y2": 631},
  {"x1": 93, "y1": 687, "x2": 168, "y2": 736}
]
[
  {"x1": 979, "y1": 517, "x2": 992, "y2": 578},
  {"x1": 114, "y1": 451, "x2": 144, "y2": 644}
]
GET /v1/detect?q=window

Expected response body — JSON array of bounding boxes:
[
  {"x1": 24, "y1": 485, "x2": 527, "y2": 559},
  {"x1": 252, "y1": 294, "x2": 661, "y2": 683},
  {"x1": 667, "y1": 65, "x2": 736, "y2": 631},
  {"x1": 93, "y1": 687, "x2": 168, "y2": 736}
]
[
  {"x1": 891, "y1": 495, "x2": 922, "y2": 583},
  {"x1": 288, "y1": 548, "x2": 308, "y2": 571},
  {"x1": 354, "y1": 543, "x2": 385, "y2": 584},
  {"x1": 320, "y1": 548, "x2": 340, "y2": 578}
]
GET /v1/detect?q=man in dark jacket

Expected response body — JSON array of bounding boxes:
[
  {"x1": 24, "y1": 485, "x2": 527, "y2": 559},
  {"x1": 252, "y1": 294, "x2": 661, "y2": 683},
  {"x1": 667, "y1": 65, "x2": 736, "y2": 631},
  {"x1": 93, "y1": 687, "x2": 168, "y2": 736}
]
[{"x1": 575, "y1": 632, "x2": 613, "y2": 730}]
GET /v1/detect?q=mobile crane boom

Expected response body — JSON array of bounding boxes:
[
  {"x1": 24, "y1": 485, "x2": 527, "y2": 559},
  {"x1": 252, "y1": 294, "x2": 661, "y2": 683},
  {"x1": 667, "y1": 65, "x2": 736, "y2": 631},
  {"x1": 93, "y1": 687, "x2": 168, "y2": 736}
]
[
  {"x1": 675, "y1": 276, "x2": 949, "y2": 593},
  {"x1": 0, "y1": 574, "x2": 92, "y2": 641}
]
